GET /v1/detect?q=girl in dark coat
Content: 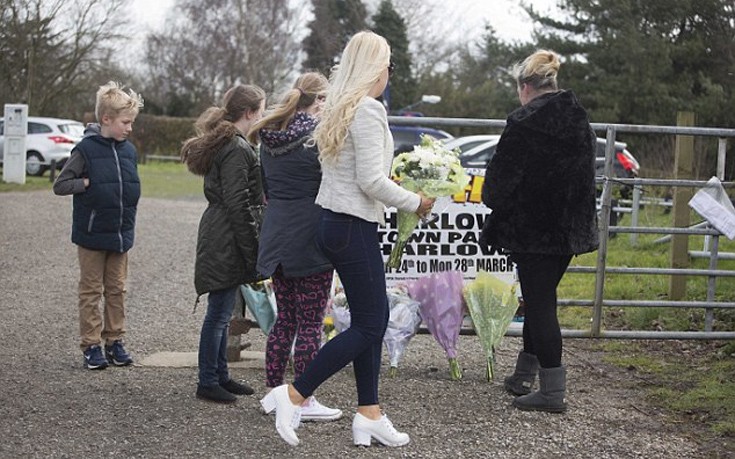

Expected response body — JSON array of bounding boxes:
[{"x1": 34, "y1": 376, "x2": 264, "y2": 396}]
[
  {"x1": 480, "y1": 50, "x2": 599, "y2": 413},
  {"x1": 181, "y1": 84, "x2": 266, "y2": 404},
  {"x1": 247, "y1": 72, "x2": 342, "y2": 422}
]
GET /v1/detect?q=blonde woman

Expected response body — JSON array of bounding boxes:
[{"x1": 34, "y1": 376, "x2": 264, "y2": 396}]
[
  {"x1": 248, "y1": 72, "x2": 342, "y2": 422},
  {"x1": 480, "y1": 50, "x2": 598, "y2": 413},
  {"x1": 260, "y1": 31, "x2": 433, "y2": 447}
]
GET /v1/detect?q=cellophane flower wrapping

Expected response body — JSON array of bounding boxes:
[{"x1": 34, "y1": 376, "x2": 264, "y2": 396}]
[
  {"x1": 407, "y1": 270, "x2": 466, "y2": 380},
  {"x1": 463, "y1": 271, "x2": 519, "y2": 381},
  {"x1": 387, "y1": 136, "x2": 470, "y2": 269},
  {"x1": 330, "y1": 292, "x2": 351, "y2": 333},
  {"x1": 384, "y1": 286, "x2": 422, "y2": 377}
]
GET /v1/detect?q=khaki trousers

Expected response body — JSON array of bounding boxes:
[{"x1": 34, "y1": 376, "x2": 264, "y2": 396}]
[{"x1": 77, "y1": 246, "x2": 128, "y2": 350}]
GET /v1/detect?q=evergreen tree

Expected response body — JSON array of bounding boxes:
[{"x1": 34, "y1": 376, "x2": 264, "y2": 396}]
[
  {"x1": 411, "y1": 25, "x2": 530, "y2": 136},
  {"x1": 302, "y1": 0, "x2": 368, "y2": 74},
  {"x1": 527, "y1": 0, "x2": 735, "y2": 128},
  {"x1": 372, "y1": 0, "x2": 415, "y2": 112},
  {"x1": 457, "y1": 25, "x2": 532, "y2": 119},
  {"x1": 522, "y1": 0, "x2": 735, "y2": 177}
]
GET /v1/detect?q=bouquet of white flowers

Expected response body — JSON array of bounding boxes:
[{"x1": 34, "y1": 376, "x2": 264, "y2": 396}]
[{"x1": 387, "y1": 135, "x2": 470, "y2": 269}]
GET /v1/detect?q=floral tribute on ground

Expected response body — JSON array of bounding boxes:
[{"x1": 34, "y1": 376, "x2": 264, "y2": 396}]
[
  {"x1": 387, "y1": 135, "x2": 470, "y2": 269},
  {"x1": 463, "y1": 272, "x2": 519, "y2": 381},
  {"x1": 407, "y1": 270, "x2": 466, "y2": 380},
  {"x1": 384, "y1": 286, "x2": 422, "y2": 377}
]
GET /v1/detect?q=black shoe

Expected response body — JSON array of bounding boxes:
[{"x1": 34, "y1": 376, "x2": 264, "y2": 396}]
[
  {"x1": 221, "y1": 379, "x2": 255, "y2": 396},
  {"x1": 196, "y1": 384, "x2": 237, "y2": 404}
]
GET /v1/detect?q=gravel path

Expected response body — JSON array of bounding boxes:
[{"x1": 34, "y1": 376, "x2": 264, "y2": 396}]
[{"x1": 0, "y1": 191, "x2": 716, "y2": 458}]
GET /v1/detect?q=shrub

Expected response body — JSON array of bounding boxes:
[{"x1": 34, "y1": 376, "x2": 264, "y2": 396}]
[{"x1": 129, "y1": 114, "x2": 196, "y2": 158}]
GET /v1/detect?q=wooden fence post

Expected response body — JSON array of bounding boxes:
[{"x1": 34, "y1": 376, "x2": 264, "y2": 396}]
[{"x1": 669, "y1": 111, "x2": 695, "y2": 300}]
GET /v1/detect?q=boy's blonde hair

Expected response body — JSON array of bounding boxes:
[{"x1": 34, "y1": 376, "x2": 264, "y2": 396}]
[{"x1": 95, "y1": 81, "x2": 144, "y2": 122}]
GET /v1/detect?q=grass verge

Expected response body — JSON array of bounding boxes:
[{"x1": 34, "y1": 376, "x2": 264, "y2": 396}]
[
  {"x1": 0, "y1": 161, "x2": 204, "y2": 199},
  {"x1": 597, "y1": 340, "x2": 735, "y2": 451}
]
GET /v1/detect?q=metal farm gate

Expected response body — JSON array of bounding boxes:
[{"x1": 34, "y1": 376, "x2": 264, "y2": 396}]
[{"x1": 389, "y1": 114, "x2": 735, "y2": 340}]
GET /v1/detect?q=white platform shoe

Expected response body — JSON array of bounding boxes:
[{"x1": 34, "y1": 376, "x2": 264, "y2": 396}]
[
  {"x1": 259, "y1": 385, "x2": 302, "y2": 446},
  {"x1": 262, "y1": 395, "x2": 343, "y2": 422},
  {"x1": 352, "y1": 413, "x2": 410, "y2": 447},
  {"x1": 300, "y1": 396, "x2": 343, "y2": 421}
]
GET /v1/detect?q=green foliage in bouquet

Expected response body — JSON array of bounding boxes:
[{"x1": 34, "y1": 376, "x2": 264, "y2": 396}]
[{"x1": 387, "y1": 135, "x2": 470, "y2": 269}]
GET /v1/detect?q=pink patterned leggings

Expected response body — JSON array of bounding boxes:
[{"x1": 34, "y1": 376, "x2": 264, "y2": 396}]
[{"x1": 265, "y1": 267, "x2": 333, "y2": 388}]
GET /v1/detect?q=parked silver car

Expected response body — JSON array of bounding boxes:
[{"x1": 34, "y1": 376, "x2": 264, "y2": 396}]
[
  {"x1": 443, "y1": 135, "x2": 500, "y2": 168},
  {"x1": 0, "y1": 116, "x2": 84, "y2": 176},
  {"x1": 448, "y1": 134, "x2": 640, "y2": 178}
]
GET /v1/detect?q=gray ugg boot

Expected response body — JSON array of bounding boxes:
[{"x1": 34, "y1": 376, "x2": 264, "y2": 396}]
[
  {"x1": 504, "y1": 351, "x2": 539, "y2": 396},
  {"x1": 512, "y1": 366, "x2": 567, "y2": 413}
]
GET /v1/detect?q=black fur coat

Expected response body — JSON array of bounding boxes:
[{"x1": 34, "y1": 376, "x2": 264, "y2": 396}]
[{"x1": 480, "y1": 90, "x2": 599, "y2": 255}]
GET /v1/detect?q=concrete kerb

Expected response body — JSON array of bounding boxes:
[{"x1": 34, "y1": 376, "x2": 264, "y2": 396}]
[{"x1": 139, "y1": 350, "x2": 264, "y2": 368}]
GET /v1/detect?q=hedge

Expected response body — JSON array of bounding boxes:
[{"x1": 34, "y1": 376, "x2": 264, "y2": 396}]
[{"x1": 129, "y1": 114, "x2": 197, "y2": 158}]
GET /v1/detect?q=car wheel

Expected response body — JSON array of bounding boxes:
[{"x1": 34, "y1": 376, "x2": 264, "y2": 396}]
[{"x1": 26, "y1": 151, "x2": 46, "y2": 176}]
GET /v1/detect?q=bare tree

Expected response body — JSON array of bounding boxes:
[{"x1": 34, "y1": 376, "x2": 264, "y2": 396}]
[
  {"x1": 382, "y1": 0, "x2": 465, "y2": 74},
  {"x1": 142, "y1": 0, "x2": 303, "y2": 116},
  {"x1": 0, "y1": 0, "x2": 131, "y2": 117}
]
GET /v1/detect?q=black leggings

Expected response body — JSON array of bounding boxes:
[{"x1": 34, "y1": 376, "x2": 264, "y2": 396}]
[{"x1": 510, "y1": 253, "x2": 572, "y2": 368}]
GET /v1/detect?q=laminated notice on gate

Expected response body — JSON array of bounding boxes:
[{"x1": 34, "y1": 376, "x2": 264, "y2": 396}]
[{"x1": 688, "y1": 176, "x2": 735, "y2": 240}]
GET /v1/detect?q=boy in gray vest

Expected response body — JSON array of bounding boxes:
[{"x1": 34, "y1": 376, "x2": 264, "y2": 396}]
[{"x1": 54, "y1": 81, "x2": 144, "y2": 370}]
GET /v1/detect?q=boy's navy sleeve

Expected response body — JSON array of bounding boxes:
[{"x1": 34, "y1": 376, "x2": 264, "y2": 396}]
[{"x1": 53, "y1": 150, "x2": 87, "y2": 196}]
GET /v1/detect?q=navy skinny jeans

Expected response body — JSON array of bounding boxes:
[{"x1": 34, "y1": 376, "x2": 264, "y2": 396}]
[
  {"x1": 198, "y1": 287, "x2": 236, "y2": 387},
  {"x1": 293, "y1": 209, "x2": 390, "y2": 406},
  {"x1": 511, "y1": 252, "x2": 572, "y2": 369}
]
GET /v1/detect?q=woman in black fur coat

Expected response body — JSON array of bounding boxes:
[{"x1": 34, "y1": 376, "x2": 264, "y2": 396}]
[{"x1": 480, "y1": 49, "x2": 599, "y2": 413}]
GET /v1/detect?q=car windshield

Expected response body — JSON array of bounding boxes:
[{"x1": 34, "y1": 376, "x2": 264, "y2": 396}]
[
  {"x1": 451, "y1": 140, "x2": 488, "y2": 154},
  {"x1": 59, "y1": 123, "x2": 84, "y2": 137},
  {"x1": 460, "y1": 142, "x2": 498, "y2": 168}
]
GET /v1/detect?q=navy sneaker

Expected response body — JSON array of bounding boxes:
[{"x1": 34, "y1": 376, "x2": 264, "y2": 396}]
[
  {"x1": 83, "y1": 345, "x2": 109, "y2": 370},
  {"x1": 105, "y1": 340, "x2": 133, "y2": 366}
]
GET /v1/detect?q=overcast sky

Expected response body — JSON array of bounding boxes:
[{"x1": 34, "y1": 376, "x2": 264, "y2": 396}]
[{"x1": 130, "y1": 0, "x2": 560, "y2": 43}]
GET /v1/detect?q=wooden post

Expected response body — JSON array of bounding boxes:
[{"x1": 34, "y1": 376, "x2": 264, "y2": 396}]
[
  {"x1": 669, "y1": 111, "x2": 695, "y2": 300},
  {"x1": 48, "y1": 159, "x2": 56, "y2": 182},
  {"x1": 227, "y1": 289, "x2": 246, "y2": 362}
]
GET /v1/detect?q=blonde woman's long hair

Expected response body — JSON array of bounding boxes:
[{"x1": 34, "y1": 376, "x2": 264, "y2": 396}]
[
  {"x1": 247, "y1": 72, "x2": 327, "y2": 144},
  {"x1": 312, "y1": 31, "x2": 391, "y2": 163}
]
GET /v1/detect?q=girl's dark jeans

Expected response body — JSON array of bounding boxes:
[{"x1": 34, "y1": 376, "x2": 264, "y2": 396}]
[{"x1": 198, "y1": 287, "x2": 236, "y2": 387}]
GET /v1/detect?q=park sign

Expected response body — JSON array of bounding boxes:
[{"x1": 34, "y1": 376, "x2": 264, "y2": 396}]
[{"x1": 380, "y1": 167, "x2": 516, "y2": 285}]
